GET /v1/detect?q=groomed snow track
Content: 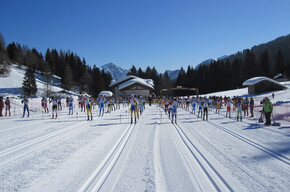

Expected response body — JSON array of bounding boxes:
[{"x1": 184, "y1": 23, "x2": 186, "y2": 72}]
[
  {"x1": 172, "y1": 121, "x2": 234, "y2": 192},
  {"x1": 78, "y1": 123, "x2": 136, "y2": 192}
]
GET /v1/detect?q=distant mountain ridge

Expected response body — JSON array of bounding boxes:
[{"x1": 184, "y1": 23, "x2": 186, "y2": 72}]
[
  {"x1": 100, "y1": 63, "x2": 180, "y2": 80},
  {"x1": 195, "y1": 55, "x2": 230, "y2": 69},
  {"x1": 165, "y1": 70, "x2": 180, "y2": 80},
  {"x1": 99, "y1": 63, "x2": 129, "y2": 80}
]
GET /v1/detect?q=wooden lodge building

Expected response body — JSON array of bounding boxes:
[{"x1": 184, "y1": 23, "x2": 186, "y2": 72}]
[{"x1": 109, "y1": 75, "x2": 154, "y2": 97}]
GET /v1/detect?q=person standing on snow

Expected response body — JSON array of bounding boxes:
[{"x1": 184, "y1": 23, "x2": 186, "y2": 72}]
[
  {"x1": 263, "y1": 97, "x2": 273, "y2": 126},
  {"x1": 191, "y1": 97, "x2": 196, "y2": 114},
  {"x1": 0, "y1": 96, "x2": 4, "y2": 117},
  {"x1": 203, "y1": 98, "x2": 209, "y2": 121},
  {"x1": 68, "y1": 95, "x2": 74, "y2": 115},
  {"x1": 130, "y1": 94, "x2": 138, "y2": 123},
  {"x1": 236, "y1": 99, "x2": 243, "y2": 121},
  {"x1": 98, "y1": 95, "x2": 105, "y2": 116},
  {"x1": 197, "y1": 97, "x2": 203, "y2": 118},
  {"x1": 164, "y1": 98, "x2": 169, "y2": 114},
  {"x1": 50, "y1": 96, "x2": 58, "y2": 119},
  {"x1": 172, "y1": 98, "x2": 178, "y2": 123},
  {"x1": 226, "y1": 98, "x2": 232, "y2": 118},
  {"x1": 5, "y1": 97, "x2": 11, "y2": 116},
  {"x1": 42, "y1": 97, "x2": 49, "y2": 114},
  {"x1": 85, "y1": 96, "x2": 93, "y2": 121},
  {"x1": 57, "y1": 95, "x2": 62, "y2": 111},
  {"x1": 243, "y1": 97, "x2": 249, "y2": 116},
  {"x1": 21, "y1": 96, "x2": 29, "y2": 118},
  {"x1": 249, "y1": 97, "x2": 254, "y2": 117}
]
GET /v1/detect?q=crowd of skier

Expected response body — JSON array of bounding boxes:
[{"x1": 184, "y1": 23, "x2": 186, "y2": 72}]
[
  {"x1": 0, "y1": 94, "x2": 273, "y2": 126},
  {"x1": 158, "y1": 95, "x2": 273, "y2": 125}
]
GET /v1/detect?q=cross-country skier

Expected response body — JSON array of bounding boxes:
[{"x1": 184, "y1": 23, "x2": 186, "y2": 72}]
[
  {"x1": 68, "y1": 95, "x2": 74, "y2": 115},
  {"x1": 191, "y1": 97, "x2": 196, "y2": 114},
  {"x1": 236, "y1": 99, "x2": 243, "y2": 121},
  {"x1": 249, "y1": 97, "x2": 254, "y2": 117},
  {"x1": 243, "y1": 97, "x2": 249, "y2": 116},
  {"x1": 42, "y1": 97, "x2": 49, "y2": 114},
  {"x1": 5, "y1": 97, "x2": 11, "y2": 116},
  {"x1": 168, "y1": 99, "x2": 173, "y2": 118},
  {"x1": 85, "y1": 96, "x2": 93, "y2": 121},
  {"x1": 209, "y1": 97, "x2": 213, "y2": 111},
  {"x1": 107, "y1": 98, "x2": 111, "y2": 113},
  {"x1": 98, "y1": 95, "x2": 105, "y2": 116},
  {"x1": 0, "y1": 96, "x2": 4, "y2": 117},
  {"x1": 130, "y1": 94, "x2": 137, "y2": 123},
  {"x1": 186, "y1": 97, "x2": 191, "y2": 111},
  {"x1": 216, "y1": 97, "x2": 221, "y2": 114},
  {"x1": 57, "y1": 95, "x2": 62, "y2": 111},
  {"x1": 138, "y1": 96, "x2": 144, "y2": 116},
  {"x1": 164, "y1": 98, "x2": 169, "y2": 114},
  {"x1": 226, "y1": 97, "x2": 232, "y2": 118},
  {"x1": 80, "y1": 95, "x2": 85, "y2": 112},
  {"x1": 203, "y1": 98, "x2": 209, "y2": 121},
  {"x1": 21, "y1": 96, "x2": 29, "y2": 118},
  {"x1": 197, "y1": 98, "x2": 203, "y2": 118},
  {"x1": 172, "y1": 99, "x2": 178, "y2": 123},
  {"x1": 50, "y1": 96, "x2": 58, "y2": 119}
]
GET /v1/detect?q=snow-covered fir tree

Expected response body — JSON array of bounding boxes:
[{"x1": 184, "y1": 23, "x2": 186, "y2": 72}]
[{"x1": 22, "y1": 65, "x2": 37, "y2": 96}]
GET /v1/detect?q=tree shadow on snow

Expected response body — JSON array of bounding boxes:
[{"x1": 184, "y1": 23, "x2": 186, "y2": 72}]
[
  {"x1": 242, "y1": 123, "x2": 263, "y2": 130},
  {"x1": 220, "y1": 121, "x2": 237, "y2": 125},
  {"x1": 248, "y1": 141, "x2": 290, "y2": 162},
  {"x1": 279, "y1": 126, "x2": 290, "y2": 129},
  {"x1": 92, "y1": 122, "x2": 129, "y2": 126}
]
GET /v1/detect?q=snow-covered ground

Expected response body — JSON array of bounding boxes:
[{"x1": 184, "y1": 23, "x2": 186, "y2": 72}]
[
  {"x1": 0, "y1": 103, "x2": 289, "y2": 192},
  {"x1": 0, "y1": 65, "x2": 290, "y2": 191}
]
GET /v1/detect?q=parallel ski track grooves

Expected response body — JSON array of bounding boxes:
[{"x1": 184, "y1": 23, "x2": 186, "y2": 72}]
[
  {"x1": 214, "y1": 110, "x2": 288, "y2": 137},
  {"x1": 181, "y1": 108, "x2": 290, "y2": 165},
  {"x1": 0, "y1": 116, "x2": 77, "y2": 134},
  {"x1": 205, "y1": 120, "x2": 290, "y2": 166},
  {"x1": 172, "y1": 121, "x2": 234, "y2": 192},
  {"x1": 0, "y1": 120, "x2": 89, "y2": 167},
  {"x1": 78, "y1": 123, "x2": 136, "y2": 192},
  {"x1": 0, "y1": 108, "x2": 127, "y2": 167}
]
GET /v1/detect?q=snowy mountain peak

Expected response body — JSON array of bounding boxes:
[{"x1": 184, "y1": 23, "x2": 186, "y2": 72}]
[
  {"x1": 99, "y1": 63, "x2": 129, "y2": 80},
  {"x1": 195, "y1": 55, "x2": 230, "y2": 69}
]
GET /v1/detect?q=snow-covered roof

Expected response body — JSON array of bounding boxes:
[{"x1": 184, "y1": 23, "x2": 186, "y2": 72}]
[
  {"x1": 109, "y1": 75, "x2": 154, "y2": 90},
  {"x1": 109, "y1": 75, "x2": 136, "y2": 87},
  {"x1": 119, "y1": 77, "x2": 154, "y2": 90},
  {"x1": 243, "y1": 76, "x2": 286, "y2": 87},
  {"x1": 99, "y1": 91, "x2": 113, "y2": 97}
]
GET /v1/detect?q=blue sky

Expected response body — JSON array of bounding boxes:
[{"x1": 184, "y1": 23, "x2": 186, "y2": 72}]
[{"x1": 1, "y1": 0, "x2": 289, "y2": 72}]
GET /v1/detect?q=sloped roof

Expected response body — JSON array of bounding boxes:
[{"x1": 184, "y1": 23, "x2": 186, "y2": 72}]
[
  {"x1": 119, "y1": 78, "x2": 154, "y2": 90},
  {"x1": 99, "y1": 91, "x2": 113, "y2": 97},
  {"x1": 243, "y1": 76, "x2": 286, "y2": 88},
  {"x1": 109, "y1": 75, "x2": 136, "y2": 87}
]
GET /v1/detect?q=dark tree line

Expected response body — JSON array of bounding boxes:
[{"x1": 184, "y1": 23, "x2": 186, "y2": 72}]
[
  {"x1": 0, "y1": 32, "x2": 112, "y2": 97},
  {"x1": 175, "y1": 48, "x2": 290, "y2": 94},
  {"x1": 1, "y1": 32, "x2": 289, "y2": 96},
  {"x1": 127, "y1": 34, "x2": 290, "y2": 96}
]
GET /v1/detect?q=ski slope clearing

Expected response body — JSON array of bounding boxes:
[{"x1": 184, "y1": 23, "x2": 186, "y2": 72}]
[
  {"x1": 0, "y1": 103, "x2": 289, "y2": 192},
  {"x1": 1, "y1": 65, "x2": 290, "y2": 191}
]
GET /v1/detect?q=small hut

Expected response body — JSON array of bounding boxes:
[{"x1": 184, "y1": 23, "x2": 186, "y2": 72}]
[
  {"x1": 274, "y1": 74, "x2": 288, "y2": 82},
  {"x1": 99, "y1": 91, "x2": 113, "y2": 97},
  {"x1": 243, "y1": 76, "x2": 287, "y2": 94}
]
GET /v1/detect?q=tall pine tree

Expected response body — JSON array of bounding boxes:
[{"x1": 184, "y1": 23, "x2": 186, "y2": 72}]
[{"x1": 22, "y1": 65, "x2": 37, "y2": 96}]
